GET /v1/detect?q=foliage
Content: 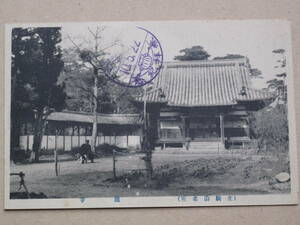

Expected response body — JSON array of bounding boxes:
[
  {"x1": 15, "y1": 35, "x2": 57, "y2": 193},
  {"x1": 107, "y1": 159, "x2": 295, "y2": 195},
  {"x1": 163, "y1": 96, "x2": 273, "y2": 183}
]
[
  {"x1": 272, "y1": 48, "x2": 285, "y2": 54},
  {"x1": 213, "y1": 54, "x2": 245, "y2": 60},
  {"x1": 11, "y1": 27, "x2": 66, "y2": 162},
  {"x1": 70, "y1": 144, "x2": 128, "y2": 157},
  {"x1": 268, "y1": 48, "x2": 287, "y2": 103},
  {"x1": 62, "y1": 31, "x2": 141, "y2": 114},
  {"x1": 214, "y1": 54, "x2": 263, "y2": 79},
  {"x1": 12, "y1": 27, "x2": 66, "y2": 112},
  {"x1": 249, "y1": 104, "x2": 289, "y2": 153},
  {"x1": 95, "y1": 143, "x2": 128, "y2": 156},
  {"x1": 10, "y1": 192, "x2": 48, "y2": 199},
  {"x1": 248, "y1": 48, "x2": 288, "y2": 154},
  {"x1": 10, "y1": 149, "x2": 31, "y2": 163},
  {"x1": 174, "y1": 45, "x2": 210, "y2": 61}
]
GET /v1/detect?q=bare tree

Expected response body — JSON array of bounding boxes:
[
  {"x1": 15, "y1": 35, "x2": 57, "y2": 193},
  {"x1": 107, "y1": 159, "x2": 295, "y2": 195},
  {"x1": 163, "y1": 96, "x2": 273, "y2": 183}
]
[{"x1": 66, "y1": 26, "x2": 121, "y2": 152}]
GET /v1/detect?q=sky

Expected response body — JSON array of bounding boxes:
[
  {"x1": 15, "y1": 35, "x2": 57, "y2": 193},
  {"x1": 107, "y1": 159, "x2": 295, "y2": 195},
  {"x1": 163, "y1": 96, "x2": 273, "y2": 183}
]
[{"x1": 61, "y1": 20, "x2": 292, "y2": 89}]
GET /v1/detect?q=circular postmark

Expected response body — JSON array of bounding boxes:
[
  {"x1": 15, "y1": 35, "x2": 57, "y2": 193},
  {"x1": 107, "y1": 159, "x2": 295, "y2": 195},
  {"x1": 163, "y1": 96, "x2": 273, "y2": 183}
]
[{"x1": 108, "y1": 27, "x2": 163, "y2": 87}]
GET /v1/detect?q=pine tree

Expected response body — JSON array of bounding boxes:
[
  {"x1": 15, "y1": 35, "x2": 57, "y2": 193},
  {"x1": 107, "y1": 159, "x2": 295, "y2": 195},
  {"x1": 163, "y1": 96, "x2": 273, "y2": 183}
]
[{"x1": 11, "y1": 27, "x2": 66, "y2": 162}]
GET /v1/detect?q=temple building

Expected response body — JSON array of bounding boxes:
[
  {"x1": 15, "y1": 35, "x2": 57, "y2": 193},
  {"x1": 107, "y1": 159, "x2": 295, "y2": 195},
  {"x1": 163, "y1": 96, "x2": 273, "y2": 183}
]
[
  {"x1": 16, "y1": 57, "x2": 274, "y2": 153},
  {"x1": 135, "y1": 57, "x2": 274, "y2": 151}
]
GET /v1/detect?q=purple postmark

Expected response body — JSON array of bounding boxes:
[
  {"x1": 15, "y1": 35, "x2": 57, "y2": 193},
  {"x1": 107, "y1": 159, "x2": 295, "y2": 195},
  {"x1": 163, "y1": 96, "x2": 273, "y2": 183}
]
[{"x1": 109, "y1": 27, "x2": 163, "y2": 87}]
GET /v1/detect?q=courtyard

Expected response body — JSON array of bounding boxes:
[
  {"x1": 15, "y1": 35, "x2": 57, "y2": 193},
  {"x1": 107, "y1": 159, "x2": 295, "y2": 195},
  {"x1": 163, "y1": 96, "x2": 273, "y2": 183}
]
[{"x1": 10, "y1": 152, "x2": 290, "y2": 198}]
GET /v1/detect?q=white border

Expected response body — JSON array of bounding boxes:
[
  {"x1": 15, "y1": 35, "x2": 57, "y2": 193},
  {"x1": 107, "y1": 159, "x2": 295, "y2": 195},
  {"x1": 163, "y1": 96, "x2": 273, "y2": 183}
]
[{"x1": 4, "y1": 20, "x2": 299, "y2": 209}]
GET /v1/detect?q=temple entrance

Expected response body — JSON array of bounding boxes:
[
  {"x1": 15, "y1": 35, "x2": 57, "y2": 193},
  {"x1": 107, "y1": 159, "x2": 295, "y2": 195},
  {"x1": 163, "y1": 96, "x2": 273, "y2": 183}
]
[{"x1": 188, "y1": 117, "x2": 220, "y2": 141}]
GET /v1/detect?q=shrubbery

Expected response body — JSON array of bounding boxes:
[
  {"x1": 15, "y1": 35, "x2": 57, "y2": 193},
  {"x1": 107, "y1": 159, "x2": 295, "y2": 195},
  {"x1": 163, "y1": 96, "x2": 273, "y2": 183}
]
[
  {"x1": 95, "y1": 144, "x2": 128, "y2": 156},
  {"x1": 70, "y1": 143, "x2": 128, "y2": 157},
  {"x1": 10, "y1": 148, "x2": 31, "y2": 163},
  {"x1": 249, "y1": 104, "x2": 288, "y2": 153}
]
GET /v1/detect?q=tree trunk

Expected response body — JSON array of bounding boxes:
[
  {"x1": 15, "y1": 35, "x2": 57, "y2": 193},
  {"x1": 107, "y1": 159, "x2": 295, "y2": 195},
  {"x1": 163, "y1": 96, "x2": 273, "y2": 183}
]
[
  {"x1": 142, "y1": 97, "x2": 153, "y2": 180},
  {"x1": 91, "y1": 70, "x2": 98, "y2": 152},
  {"x1": 31, "y1": 113, "x2": 45, "y2": 162}
]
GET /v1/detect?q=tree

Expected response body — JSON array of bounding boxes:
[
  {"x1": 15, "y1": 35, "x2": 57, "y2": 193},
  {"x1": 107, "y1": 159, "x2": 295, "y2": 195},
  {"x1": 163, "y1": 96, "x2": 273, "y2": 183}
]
[
  {"x1": 249, "y1": 104, "x2": 288, "y2": 153},
  {"x1": 268, "y1": 49, "x2": 287, "y2": 103},
  {"x1": 62, "y1": 48, "x2": 140, "y2": 114},
  {"x1": 11, "y1": 27, "x2": 66, "y2": 162},
  {"x1": 249, "y1": 48, "x2": 289, "y2": 154},
  {"x1": 215, "y1": 54, "x2": 263, "y2": 79},
  {"x1": 174, "y1": 45, "x2": 210, "y2": 61},
  {"x1": 213, "y1": 54, "x2": 245, "y2": 60},
  {"x1": 66, "y1": 26, "x2": 123, "y2": 152}
]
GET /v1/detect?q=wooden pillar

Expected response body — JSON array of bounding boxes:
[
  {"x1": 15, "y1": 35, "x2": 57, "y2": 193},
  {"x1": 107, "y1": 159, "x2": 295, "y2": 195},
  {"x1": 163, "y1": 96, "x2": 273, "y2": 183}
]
[
  {"x1": 186, "y1": 117, "x2": 190, "y2": 138},
  {"x1": 25, "y1": 122, "x2": 29, "y2": 151},
  {"x1": 220, "y1": 114, "x2": 225, "y2": 144},
  {"x1": 55, "y1": 129, "x2": 57, "y2": 150},
  {"x1": 77, "y1": 125, "x2": 80, "y2": 147},
  {"x1": 181, "y1": 116, "x2": 186, "y2": 139},
  {"x1": 46, "y1": 134, "x2": 49, "y2": 151},
  {"x1": 181, "y1": 116, "x2": 188, "y2": 149},
  {"x1": 71, "y1": 125, "x2": 74, "y2": 150},
  {"x1": 46, "y1": 122, "x2": 49, "y2": 151},
  {"x1": 246, "y1": 116, "x2": 250, "y2": 139},
  {"x1": 157, "y1": 119, "x2": 161, "y2": 139},
  {"x1": 85, "y1": 126, "x2": 87, "y2": 141},
  {"x1": 63, "y1": 127, "x2": 65, "y2": 152}
]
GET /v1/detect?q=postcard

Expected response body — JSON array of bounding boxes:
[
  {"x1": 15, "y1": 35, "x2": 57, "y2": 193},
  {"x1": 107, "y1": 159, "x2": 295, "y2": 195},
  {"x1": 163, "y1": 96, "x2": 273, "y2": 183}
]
[{"x1": 5, "y1": 20, "x2": 298, "y2": 209}]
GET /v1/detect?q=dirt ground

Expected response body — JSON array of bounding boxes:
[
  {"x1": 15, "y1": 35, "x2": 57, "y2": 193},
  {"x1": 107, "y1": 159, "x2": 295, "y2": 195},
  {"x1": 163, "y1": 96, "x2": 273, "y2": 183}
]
[{"x1": 9, "y1": 152, "x2": 291, "y2": 198}]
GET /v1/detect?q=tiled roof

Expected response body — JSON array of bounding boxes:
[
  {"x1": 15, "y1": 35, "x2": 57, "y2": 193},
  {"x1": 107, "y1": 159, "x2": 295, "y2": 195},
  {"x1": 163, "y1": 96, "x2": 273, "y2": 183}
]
[
  {"x1": 47, "y1": 111, "x2": 142, "y2": 125},
  {"x1": 139, "y1": 58, "x2": 274, "y2": 107}
]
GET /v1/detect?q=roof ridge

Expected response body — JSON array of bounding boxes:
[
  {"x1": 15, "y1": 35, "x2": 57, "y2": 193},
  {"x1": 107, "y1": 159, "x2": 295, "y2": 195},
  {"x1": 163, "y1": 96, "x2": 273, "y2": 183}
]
[
  {"x1": 164, "y1": 57, "x2": 249, "y2": 68},
  {"x1": 55, "y1": 111, "x2": 140, "y2": 117}
]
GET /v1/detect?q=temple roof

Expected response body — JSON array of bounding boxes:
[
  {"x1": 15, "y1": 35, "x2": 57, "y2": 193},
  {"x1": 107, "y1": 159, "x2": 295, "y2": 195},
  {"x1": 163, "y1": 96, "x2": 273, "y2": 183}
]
[
  {"x1": 139, "y1": 58, "x2": 274, "y2": 107},
  {"x1": 47, "y1": 111, "x2": 142, "y2": 125}
]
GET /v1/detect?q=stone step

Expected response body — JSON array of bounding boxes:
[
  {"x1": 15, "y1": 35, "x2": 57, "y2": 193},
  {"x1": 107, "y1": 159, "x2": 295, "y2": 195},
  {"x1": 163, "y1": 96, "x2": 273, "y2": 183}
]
[
  {"x1": 189, "y1": 142, "x2": 224, "y2": 150},
  {"x1": 189, "y1": 142, "x2": 222, "y2": 145},
  {"x1": 153, "y1": 149, "x2": 229, "y2": 154},
  {"x1": 189, "y1": 146, "x2": 221, "y2": 148}
]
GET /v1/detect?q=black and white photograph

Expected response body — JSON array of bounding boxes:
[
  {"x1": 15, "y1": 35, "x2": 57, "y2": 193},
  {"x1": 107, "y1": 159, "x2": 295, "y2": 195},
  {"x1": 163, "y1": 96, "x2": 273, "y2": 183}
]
[{"x1": 5, "y1": 20, "x2": 298, "y2": 209}]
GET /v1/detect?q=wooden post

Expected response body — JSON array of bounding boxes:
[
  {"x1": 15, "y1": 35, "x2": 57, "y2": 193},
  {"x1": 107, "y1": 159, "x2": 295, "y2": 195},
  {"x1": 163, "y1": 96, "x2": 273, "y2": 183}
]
[
  {"x1": 113, "y1": 150, "x2": 116, "y2": 180},
  {"x1": 71, "y1": 125, "x2": 73, "y2": 150},
  {"x1": 46, "y1": 134, "x2": 48, "y2": 151},
  {"x1": 220, "y1": 114, "x2": 225, "y2": 145},
  {"x1": 181, "y1": 116, "x2": 187, "y2": 149},
  {"x1": 78, "y1": 125, "x2": 80, "y2": 147},
  {"x1": 181, "y1": 116, "x2": 186, "y2": 138},
  {"x1": 46, "y1": 123, "x2": 49, "y2": 151},
  {"x1": 157, "y1": 119, "x2": 161, "y2": 139},
  {"x1": 25, "y1": 122, "x2": 29, "y2": 151},
  {"x1": 246, "y1": 117, "x2": 251, "y2": 139},
  {"x1": 186, "y1": 117, "x2": 190, "y2": 139},
  {"x1": 63, "y1": 128, "x2": 65, "y2": 152},
  {"x1": 54, "y1": 129, "x2": 58, "y2": 176}
]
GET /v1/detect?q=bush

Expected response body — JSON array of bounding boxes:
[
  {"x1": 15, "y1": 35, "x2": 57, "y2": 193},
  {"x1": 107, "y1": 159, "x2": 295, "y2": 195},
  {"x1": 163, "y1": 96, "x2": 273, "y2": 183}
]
[
  {"x1": 69, "y1": 144, "x2": 128, "y2": 157},
  {"x1": 70, "y1": 146, "x2": 81, "y2": 156},
  {"x1": 95, "y1": 144, "x2": 128, "y2": 156},
  {"x1": 249, "y1": 104, "x2": 289, "y2": 153},
  {"x1": 10, "y1": 192, "x2": 48, "y2": 199},
  {"x1": 39, "y1": 148, "x2": 65, "y2": 156},
  {"x1": 10, "y1": 148, "x2": 31, "y2": 163}
]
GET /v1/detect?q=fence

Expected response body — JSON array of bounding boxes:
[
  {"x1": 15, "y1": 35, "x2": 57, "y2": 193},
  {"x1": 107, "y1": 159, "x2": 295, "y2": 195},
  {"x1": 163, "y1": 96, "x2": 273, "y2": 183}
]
[{"x1": 19, "y1": 135, "x2": 141, "y2": 151}]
